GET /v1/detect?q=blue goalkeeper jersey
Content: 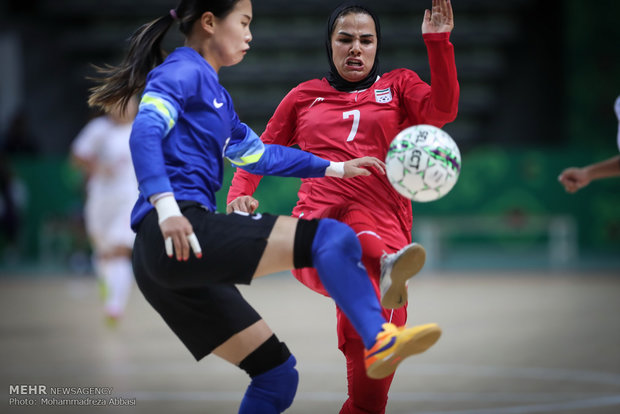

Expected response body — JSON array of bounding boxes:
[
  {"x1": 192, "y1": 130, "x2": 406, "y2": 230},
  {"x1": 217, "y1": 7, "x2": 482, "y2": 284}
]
[{"x1": 129, "y1": 47, "x2": 330, "y2": 229}]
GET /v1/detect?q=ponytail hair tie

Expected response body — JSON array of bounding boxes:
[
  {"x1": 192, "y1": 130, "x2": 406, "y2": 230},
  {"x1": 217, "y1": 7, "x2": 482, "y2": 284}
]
[{"x1": 169, "y1": 9, "x2": 178, "y2": 20}]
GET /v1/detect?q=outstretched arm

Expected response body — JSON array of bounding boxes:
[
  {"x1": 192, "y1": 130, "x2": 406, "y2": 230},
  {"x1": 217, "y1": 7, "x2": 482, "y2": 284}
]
[
  {"x1": 225, "y1": 125, "x2": 384, "y2": 179},
  {"x1": 226, "y1": 156, "x2": 385, "y2": 213},
  {"x1": 403, "y1": 0, "x2": 458, "y2": 126},
  {"x1": 422, "y1": 0, "x2": 454, "y2": 34},
  {"x1": 225, "y1": 129, "x2": 385, "y2": 213},
  {"x1": 558, "y1": 155, "x2": 620, "y2": 193}
]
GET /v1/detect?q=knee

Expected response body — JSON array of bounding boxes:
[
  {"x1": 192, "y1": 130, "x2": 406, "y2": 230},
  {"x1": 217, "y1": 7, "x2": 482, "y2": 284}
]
[
  {"x1": 246, "y1": 355, "x2": 299, "y2": 412},
  {"x1": 294, "y1": 218, "x2": 362, "y2": 270},
  {"x1": 314, "y1": 218, "x2": 361, "y2": 258},
  {"x1": 239, "y1": 336, "x2": 299, "y2": 413}
]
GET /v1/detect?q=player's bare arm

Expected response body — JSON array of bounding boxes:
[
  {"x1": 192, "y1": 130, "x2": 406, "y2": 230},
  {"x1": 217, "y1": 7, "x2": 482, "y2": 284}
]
[{"x1": 559, "y1": 155, "x2": 620, "y2": 193}]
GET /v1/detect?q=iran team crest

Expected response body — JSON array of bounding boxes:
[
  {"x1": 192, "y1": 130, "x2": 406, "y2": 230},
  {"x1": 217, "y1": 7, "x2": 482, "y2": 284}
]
[{"x1": 374, "y1": 88, "x2": 393, "y2": 104}]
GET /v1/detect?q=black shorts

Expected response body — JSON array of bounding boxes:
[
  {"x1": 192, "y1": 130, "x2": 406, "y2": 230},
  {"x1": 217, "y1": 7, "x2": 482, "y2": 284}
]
[{"x1": 132, "y1": 202, "x2": 279, "y2": 360}]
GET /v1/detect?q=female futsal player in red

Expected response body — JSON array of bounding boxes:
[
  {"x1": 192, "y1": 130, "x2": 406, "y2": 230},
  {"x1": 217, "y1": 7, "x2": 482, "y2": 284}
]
[{"x1": 228, "y1": 1, "x2": 459, "y2": 412}]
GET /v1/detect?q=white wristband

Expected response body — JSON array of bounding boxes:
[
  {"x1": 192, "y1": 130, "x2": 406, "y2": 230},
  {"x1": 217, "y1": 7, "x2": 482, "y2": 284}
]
[
  {"x1": 325, "y1": 161, "x2": 345, "y2": 178},
  {"x1": 154, "y1": 195, "x2": 182, "y2": 224},
  {"x1": 149, "y1": 191, "x2": 174, "y2": 205}
]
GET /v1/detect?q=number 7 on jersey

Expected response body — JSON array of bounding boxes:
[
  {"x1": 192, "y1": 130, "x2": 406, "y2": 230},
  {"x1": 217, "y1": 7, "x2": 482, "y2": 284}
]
[{"x1": 343, "y1": 110, "x2": 360, "y2": 142}]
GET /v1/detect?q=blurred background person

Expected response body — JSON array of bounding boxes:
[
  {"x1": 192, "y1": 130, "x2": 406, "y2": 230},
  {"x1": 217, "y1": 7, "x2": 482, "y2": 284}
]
[
  {"x1": 70, "y1": 98, "x2": 139, "y2": 326},
  {"x1": 227, "y1": 1, "x2": 458, "y2": 412},
  {"x1": 559, "y1": 95, "x2": 620, "y2": 193}
]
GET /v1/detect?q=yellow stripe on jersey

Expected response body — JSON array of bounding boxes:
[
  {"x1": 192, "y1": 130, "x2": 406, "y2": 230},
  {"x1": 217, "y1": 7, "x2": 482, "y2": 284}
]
[
  {"x1": 226, "y1": 128, "x2": 266, "y2": 166},
  {"x1": 140, "y1": 93, "x2": 177, "y2": 134},
  {"x1": 229, "y1": 151, "x2": 264, "y2": 166}
]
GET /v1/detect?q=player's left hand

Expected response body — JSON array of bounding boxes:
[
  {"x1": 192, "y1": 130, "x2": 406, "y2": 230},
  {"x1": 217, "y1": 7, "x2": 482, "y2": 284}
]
[
  {"x1": 343, "y1": 156, "x2": 386, "y2": 178},
  {"x1": 227, "y1": 196, "x2": 259, "y2": 214},
  {"x1": 422, "y1": 0, "x2": 454, "y2": 34}
]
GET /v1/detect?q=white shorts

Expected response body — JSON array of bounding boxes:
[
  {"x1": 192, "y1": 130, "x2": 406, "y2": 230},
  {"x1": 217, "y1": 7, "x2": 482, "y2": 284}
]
[{"x1": 85, "y1": 195, "x2": 135, "y2": 254}]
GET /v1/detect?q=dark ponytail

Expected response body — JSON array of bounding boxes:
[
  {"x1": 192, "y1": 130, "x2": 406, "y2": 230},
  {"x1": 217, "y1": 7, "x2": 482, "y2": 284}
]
[
  {"x1": 88, "y1": 12, "x2": 176, "y2": 112},
  {"x1": 88, "y1": 0, "x2": 243, "y2": 112}
]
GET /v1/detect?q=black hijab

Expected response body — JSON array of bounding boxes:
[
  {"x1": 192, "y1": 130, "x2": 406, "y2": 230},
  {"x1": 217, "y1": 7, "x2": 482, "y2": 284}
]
[{"x1": 325, "y1": 1, "x2": 382, "y2": 92}]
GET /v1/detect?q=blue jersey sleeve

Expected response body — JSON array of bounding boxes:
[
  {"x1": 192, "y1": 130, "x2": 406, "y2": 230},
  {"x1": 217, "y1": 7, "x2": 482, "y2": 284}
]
[
  {"x1": 130, "y1": 65, "x2": 190, "y2": 199},
  {"x1": 130, "y1": 96, "x2": 178, "y2": 199},
  {"x1": 225, "y1": 125, "x2": 330, "y2": 178}
]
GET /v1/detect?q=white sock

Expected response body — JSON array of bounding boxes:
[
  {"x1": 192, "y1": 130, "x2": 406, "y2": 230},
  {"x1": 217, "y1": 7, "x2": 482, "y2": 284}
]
[{"x1": 99, "y1": 257, "x2": 134, "y2": 317}]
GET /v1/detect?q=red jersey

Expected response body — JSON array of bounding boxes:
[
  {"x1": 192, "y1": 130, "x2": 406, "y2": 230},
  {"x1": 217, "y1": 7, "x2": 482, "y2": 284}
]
[{"x1": 228, "y1": 32, "x2": 459, "y2": 250}]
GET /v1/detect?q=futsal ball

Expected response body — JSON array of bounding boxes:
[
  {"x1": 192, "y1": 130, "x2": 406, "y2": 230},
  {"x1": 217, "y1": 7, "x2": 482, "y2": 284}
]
[{"x1": 386, "y1": 124, "x2": 461, "y2": 202}]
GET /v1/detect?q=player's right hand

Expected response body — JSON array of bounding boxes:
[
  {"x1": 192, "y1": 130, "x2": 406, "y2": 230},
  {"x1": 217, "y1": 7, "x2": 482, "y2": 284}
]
[
  {"x1": 422, "y1": 0, "x2": 454, "y2": 34},
  {"x1": 153, "y1": 194, "x2": 202, "y2": 260},
  {"x1": 159, "y1": 215, "x2": 202, "y2": 261},
  {"x1": 226, "y1": 196, "x2": 259, "y2": 214},
  {"x1": 558, "y1": 167, "x2": 590, "y2": 193}
]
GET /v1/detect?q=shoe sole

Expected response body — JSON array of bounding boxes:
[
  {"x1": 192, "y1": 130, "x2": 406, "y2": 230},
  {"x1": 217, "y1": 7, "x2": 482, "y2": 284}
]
[
  {"x1": 366, "y1": 323, "x2": 441, "y2": 379},
  {"x1": 381, "y1": 244, "x2": 426, "y2": 309}
]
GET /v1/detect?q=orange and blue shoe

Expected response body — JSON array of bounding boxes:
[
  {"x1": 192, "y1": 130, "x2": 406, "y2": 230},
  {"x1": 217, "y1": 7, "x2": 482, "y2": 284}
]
[
  {"x1": 364, "y1": 322, "x2": 441, "y2": 379},
  {"x1": 379, "y1": 243, "x2": 426, "y2": 309}
]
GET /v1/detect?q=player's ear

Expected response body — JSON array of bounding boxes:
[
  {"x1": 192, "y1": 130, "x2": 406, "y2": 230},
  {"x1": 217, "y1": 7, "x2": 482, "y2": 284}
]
[{"x1": 199, "y1": 11, "x2": 216, "y2": 35}]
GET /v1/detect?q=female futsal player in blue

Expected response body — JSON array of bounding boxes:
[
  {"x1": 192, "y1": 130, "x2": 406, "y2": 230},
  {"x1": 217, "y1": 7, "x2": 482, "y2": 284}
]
[{"x1": 88, "y1": 1, "x2": 441, "y2": 412}]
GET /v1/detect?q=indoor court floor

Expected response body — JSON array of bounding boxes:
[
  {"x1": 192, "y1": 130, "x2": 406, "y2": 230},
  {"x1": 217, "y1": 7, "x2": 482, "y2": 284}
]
[{"x1": 1, "y1": 270, "x2": 620, "y2": 413}]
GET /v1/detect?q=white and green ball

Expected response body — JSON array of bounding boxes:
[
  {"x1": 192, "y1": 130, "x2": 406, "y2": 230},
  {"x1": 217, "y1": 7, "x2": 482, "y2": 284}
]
[{"x1": 386, "y1": 124, "x2": 461, "y2": 202}]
